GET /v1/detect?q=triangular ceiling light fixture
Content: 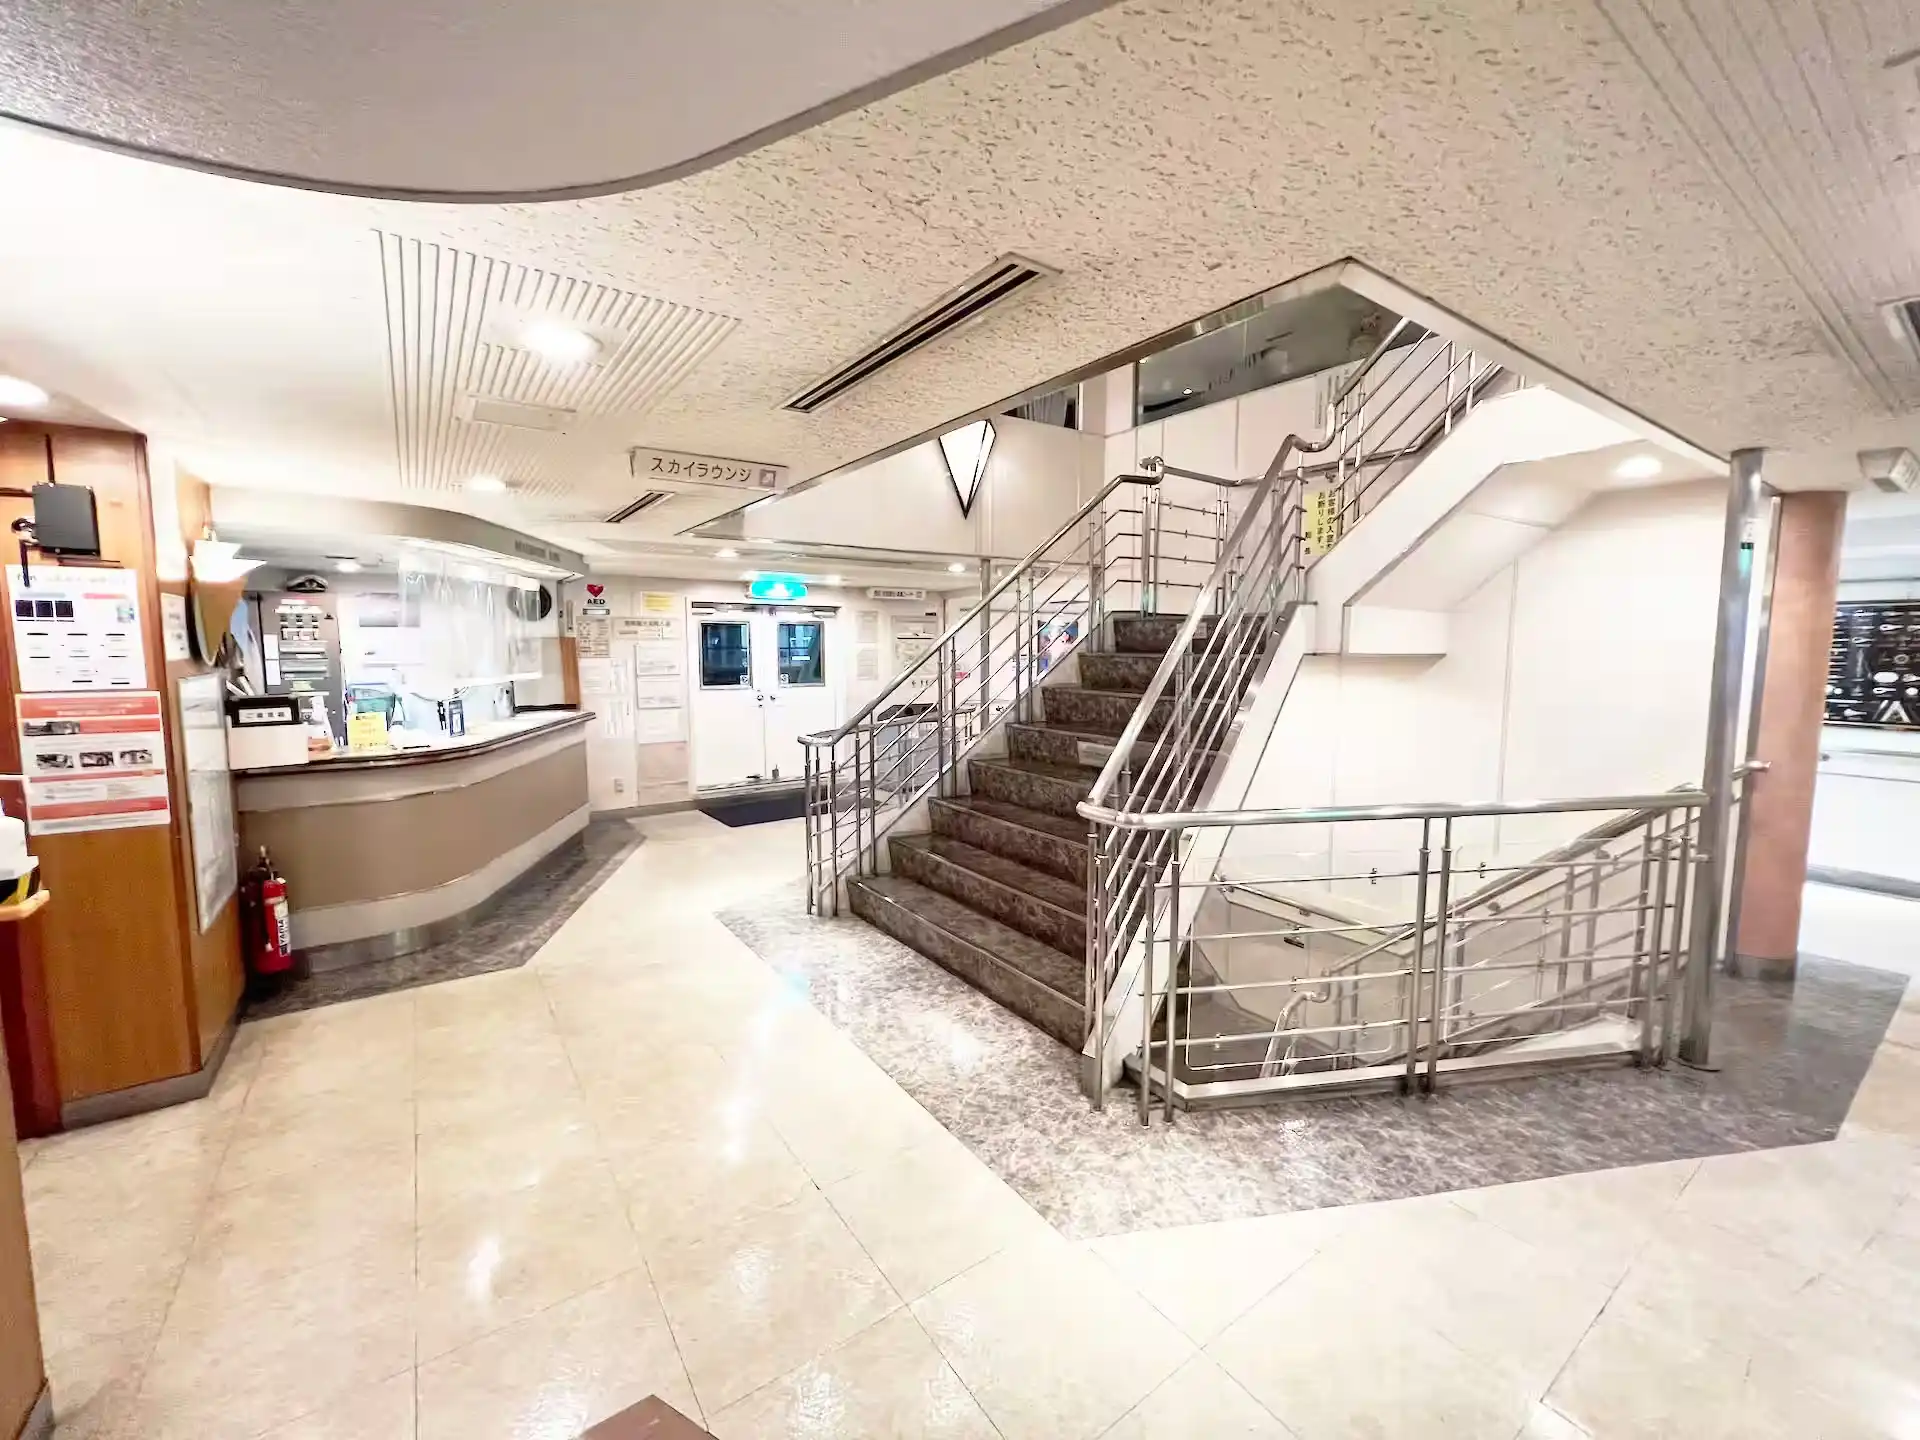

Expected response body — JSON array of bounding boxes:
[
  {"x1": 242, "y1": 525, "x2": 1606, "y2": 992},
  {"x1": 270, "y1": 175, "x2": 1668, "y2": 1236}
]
[{"x1": 938, "y1": 419, "x2": 995, "y2": 517}]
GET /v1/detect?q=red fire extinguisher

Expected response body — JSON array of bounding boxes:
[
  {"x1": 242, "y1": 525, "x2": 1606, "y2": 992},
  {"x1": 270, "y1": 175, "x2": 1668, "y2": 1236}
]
[{"x1": 242, "y1": 846, "x2": 296, "y2": 984}]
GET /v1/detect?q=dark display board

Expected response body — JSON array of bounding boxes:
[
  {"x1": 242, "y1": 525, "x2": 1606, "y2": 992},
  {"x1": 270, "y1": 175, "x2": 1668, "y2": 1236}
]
[{"x1": 1828, "y1": 600, "x2": 1920, "y2": 729}]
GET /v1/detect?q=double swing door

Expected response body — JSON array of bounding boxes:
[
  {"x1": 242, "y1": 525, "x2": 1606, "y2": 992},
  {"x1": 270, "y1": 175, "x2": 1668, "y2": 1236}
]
[{"x1": 691, "y1": 607, "x2": 834, "y2": 790}]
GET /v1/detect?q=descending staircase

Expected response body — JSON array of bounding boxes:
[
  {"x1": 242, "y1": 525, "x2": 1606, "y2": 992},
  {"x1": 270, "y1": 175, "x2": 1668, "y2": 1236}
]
[{"x1": 847, "y1": 613, "x2": 1203, "y2": 1047}]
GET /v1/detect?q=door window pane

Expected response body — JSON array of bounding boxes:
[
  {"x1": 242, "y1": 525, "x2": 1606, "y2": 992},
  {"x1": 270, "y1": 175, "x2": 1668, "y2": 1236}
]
[
  {"x1": 699, "y1": 621, "x2": 752, "y2": 687},
  {"x1": 777, "y1": 621, "x2": 825, "y2": 686}
]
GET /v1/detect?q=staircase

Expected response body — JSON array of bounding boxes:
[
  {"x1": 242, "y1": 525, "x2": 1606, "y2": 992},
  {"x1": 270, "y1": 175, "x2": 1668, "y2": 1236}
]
[{"x1": 847, "y1": 613, "x2": 1197, "y2": 1046}]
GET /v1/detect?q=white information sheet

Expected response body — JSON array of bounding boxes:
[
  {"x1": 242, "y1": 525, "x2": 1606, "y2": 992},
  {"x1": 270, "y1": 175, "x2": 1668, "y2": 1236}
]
[
  {"x1": 7, "y1": 565, "x2": 147, "y2": 691},
  {"x1": 162, "y1": 592, "x2": 193, "y2": 662},
  {"x1": 578, "y1": 658, "x2": 616, "y2": 694},
  {"x1": 18, "y1": 691, "x2": 171, "y2": 835},
  {"x1": 177, "y1": 673, "x2": 237, "y2": 927},
  {"x1": 577, "y1": 615, "x2": 611, "y2": 660}
]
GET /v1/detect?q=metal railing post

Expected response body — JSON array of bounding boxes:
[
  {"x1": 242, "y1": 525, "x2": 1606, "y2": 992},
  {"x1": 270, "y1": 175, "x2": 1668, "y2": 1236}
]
[
  {"x1": 1405, "y1": 819, "x2": 1431, "y2": 1093},
  {"x1": 1088, "y1": 823, "x2": 1106, "y2": 1111},
  {"x1": 1425, "y1": 818, "x2": 1454, "y2": 1092},
  {"x1": 1139, "y1": 859, "x2": 1157, "y2": 1126},
  {"x1": 1637, "y1": 812, "x2": 1670, "y2": 1063},
  {"x1": 1164, "y1": 831, "x2": 1183, "y2": 1125},
  {"x1": 804, "y1": 744, "x2": 817, "y2": 915},
  {"x1": 1681, "y1": 449, "x2": 1765, "y2": 1066}
]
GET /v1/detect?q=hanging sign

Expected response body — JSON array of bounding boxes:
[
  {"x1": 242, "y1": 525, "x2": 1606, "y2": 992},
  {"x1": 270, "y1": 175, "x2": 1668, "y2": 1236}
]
[
  {"x1": 629, "y1": 448, "x2": 786, "y2": 493},
  {"x1": 17, "y1": 692, "x2": 171, "y2": 835},
  {"x1": 1302, "y1": 486, "x2": 1341, "y2": 559},
  {"x1": 6, "y1": 565, "x2": 147, "y2": 691}
]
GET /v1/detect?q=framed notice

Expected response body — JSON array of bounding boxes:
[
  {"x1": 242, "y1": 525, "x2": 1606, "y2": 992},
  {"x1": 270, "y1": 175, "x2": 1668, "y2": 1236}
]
[
  {"x1": 17, "y1": 692, "x2": 171, "y2": 835},
  {"x1": 1828, "y1": 600, "x2": 1920, "y2": 728},
  {"x1": 6, "y1": 564, "x2": 147, "y2": 690}
]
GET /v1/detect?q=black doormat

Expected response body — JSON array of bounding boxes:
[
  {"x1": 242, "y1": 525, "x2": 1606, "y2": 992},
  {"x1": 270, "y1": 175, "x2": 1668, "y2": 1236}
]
[{"x1": 697, "y1": 790, "x2": 807, "y2": 826}]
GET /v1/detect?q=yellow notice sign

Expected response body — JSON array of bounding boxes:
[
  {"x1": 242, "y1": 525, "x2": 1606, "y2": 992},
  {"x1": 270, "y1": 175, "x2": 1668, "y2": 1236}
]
[
  {"x1": 347, "y1": 709, "x2": 390, "y2": 752},
  {"x1": 1303, "y1": 486, "x2": 1341, "y2": 559},
  {"x1": 641, "y1": 592, "x2": 677, "y2": 613}
]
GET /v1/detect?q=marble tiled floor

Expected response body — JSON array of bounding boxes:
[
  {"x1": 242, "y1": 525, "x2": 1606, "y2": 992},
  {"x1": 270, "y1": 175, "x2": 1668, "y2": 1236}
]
[{"x1": 19, "y1": 811, "x2": 1920, "y2": 1439}]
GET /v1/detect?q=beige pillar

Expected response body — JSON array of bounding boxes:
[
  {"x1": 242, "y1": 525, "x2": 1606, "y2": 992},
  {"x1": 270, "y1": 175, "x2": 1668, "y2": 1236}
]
[{"x1": 1733, "y1": 490, "x2": 1846, "y2": 979}]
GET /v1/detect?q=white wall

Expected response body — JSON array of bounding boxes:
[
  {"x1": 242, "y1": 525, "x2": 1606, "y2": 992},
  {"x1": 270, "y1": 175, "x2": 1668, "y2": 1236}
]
[
  {"x1": 565, "y1": 574, "x2": 957, "y2": 811},
  {"x1": 740, "y1": 415, "x2": 1103, "y2": 560},
  {"x1": 1225, "y1": 479, "x2": 1725, "y2": 902},
  {"x1": 1812, "y1": 575, "x2": 1920, "y2": 886}
]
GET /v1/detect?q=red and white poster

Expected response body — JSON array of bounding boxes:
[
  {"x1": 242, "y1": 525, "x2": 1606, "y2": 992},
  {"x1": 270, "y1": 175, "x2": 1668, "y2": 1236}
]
[{"x1": 17, "y1": 692, "x2": 171, "y2": 836}]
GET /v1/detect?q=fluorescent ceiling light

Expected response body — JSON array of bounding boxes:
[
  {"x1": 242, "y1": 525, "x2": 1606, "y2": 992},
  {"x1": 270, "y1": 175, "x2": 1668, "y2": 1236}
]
[
  {"x1": 335, "y1": 559, "x2": 361, "y2": 574},
  {"x1": 825, "y1": 574, "x2": 846, "y2": 585},
  {"x1": 937, "y1": 419, "x2": 995, "y2": 517},
  {"x1": 715, "y1": 547, "x2": 739, "y2": 559},
  {"x1": 947, "y1": 562, "x2": 968, "y2": 574},
  {"x1": 1614, "y1": 453, "x2": 1664, "y2": 480},
  {"x1": 466, "y1": 473, "x2": 507, "y2": 493},
  {"x1": 0, "y1": 376, "x2": 50, "y2": 407},
  {"x1": 521, "y1": 320, "x2": 601, "y2": 367}
]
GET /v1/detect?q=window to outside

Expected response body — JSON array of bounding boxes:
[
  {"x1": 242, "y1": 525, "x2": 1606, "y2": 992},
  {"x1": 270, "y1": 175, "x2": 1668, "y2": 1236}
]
[
  {"x1": 700, "y1": 621, "x2": 752, "y2": 688},
  {"x1": 777, "y1": 621, "x2": 825, "y2": 686}
]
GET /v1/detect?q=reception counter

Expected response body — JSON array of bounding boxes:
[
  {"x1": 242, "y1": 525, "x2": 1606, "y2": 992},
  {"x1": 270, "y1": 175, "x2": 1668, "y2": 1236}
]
[{"x1": 235, "y1": 710, "x2": 591, "y2": 967}]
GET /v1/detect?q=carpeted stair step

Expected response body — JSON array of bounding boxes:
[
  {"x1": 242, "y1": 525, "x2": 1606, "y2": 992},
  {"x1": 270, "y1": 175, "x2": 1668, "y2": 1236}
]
[
  {"x1": 1043, "y1": 684, "x2": 1173, "y2": 737},
  {"x1": 848, "y1": 874, "x2": 1083, "y2": 1046},
  {"x1": 1112, "y1": 612, "x2": 1213, "y2": 655},
  {"x1": 929, "y1": 796, "x2": 1089, "y2": 886},
  {"x1": 888, "y1": 832, "x2": 1086, "y2": 954},
  {"x1": 1007, "y1": 721, "x2": 1154, "y2": 771},
  {"x1": 968, "y1": 756, "x2": 1097, "y2": 819},
  {"x1": 1078, "y1": 652, "x2": 1167, "y2": 693}
]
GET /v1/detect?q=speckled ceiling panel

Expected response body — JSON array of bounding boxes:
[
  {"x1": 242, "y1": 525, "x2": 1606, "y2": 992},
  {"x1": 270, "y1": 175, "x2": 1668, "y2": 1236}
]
[
  {"x1": 413, "y1": 0, "x2": 1899, "y2": 480},
  {"x1": 0, "y1": 0, "x2": 1099, "y2": 195},
  {"x1": 0, "y1": 0, "x2": 1908, "y2": 519}
]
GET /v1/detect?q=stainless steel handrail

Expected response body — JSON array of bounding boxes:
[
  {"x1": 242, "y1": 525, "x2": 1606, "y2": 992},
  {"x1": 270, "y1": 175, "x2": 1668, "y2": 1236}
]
[
  {"x1": 798, "y1": 468, "x2": 1160, "y2": 751},
  {"x1": 1080, "y1": 788, "x2": 1708, "y2": 831},
  {"x1": 1081, "y1": 318, "x2": 1417, "y2": 812}
]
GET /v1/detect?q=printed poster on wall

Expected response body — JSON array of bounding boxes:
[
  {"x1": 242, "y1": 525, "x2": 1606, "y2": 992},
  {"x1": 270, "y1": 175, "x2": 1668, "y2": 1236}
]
[
  {"x1": 162, "y1": 592, "x2": 193, "y2": 662},
  {"x1": 17, "y1": 692, "x2": 171, "y2": 835},
  {"x1": 6, "y1": 565, "x2": 147, "y2": 690},
  {"x1": 176, "y1": 673, "x2": 237, "y2": 929},
  {"x1": 577, "y1": 614, "x2": 611, "y2": 660}
]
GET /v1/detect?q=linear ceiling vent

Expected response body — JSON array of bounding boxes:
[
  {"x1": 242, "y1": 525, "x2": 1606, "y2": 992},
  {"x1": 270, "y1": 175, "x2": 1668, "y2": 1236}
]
[
  {"x1": 455, "y1": 395, "x2": 577, "y2": 433},
  {"x1": 783, "y1": 254, "x2": 1055, "y2": 414},
  {"x1": 605, "y1": 492, "x2": 676, "y2": 523}
]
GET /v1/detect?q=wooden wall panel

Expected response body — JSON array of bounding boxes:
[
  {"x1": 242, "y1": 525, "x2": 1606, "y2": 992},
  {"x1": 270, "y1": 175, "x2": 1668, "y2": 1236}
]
[
  {"x1": 167, "y1": 469, "x2": 243, "y2": 1059},
  {"x1": 0, "y1": 1019, "x2": 45, "y2": 1437},
  {"x1": 0, "y1": 427, "x2": 199, "y2": 1102}
]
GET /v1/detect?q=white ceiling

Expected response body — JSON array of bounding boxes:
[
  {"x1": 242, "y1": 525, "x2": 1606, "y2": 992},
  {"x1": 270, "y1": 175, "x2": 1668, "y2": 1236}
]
[
  {"x1": 0, "y1": 0, "x2": 1105, "y2": 198},
  {"x1": 2, "y1": 0, "x2": 1919, "y2": 576}
]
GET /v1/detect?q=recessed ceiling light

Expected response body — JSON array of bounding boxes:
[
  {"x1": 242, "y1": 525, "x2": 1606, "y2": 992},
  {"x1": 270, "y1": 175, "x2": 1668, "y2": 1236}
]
[
  {"x1": 0, "y1": 376, "x2": 50, "y2": 408},
  {"x1": 825, "y1": 574, "x2": 846, "y2": 586},
  {"x1": 715, "y1": 547, "x2": 739, "y2": 559},
  {"x1": 947, "y1": 562, "x2": 968, "y2": 574},
  {"x1": 335, "y1": 559, "x2": 362, "y2": 574},
  {"x1": 467, "y1": 473, "x2": 507, "y2": 494},
  {"x1": 520, "y1": 320, "x2": 600, "y2": 367},
  {"x1": 1182, "y1": 388, "x2": 1195, "y2": 396},
  {"x1": 1614, "y1": 453, "x2": 1664, "y2": 481}
]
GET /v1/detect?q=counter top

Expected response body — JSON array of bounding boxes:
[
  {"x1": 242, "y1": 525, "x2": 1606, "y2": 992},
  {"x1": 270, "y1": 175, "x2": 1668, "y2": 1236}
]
[{"x1": 234, "y1": 709, "x2": 589, "y2": 777}]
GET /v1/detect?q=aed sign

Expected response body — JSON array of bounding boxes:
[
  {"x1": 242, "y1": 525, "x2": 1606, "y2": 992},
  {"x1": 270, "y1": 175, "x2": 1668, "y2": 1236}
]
[{"x1": 747, "y1": 574, "x2": 809, "y2": 602}]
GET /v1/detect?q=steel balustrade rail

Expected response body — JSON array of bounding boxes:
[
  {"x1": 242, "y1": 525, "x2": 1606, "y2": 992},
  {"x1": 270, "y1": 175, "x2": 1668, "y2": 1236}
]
[
  {"x1": 1077, "y1": 324, "x2": 1506, "y2": 1110},
  {"x1": 800, "y1": 467, "x2": 1206, "y2": 915},
  {"x1": 1107, "y1": 789, "x2": 1712, "y2": 1118}
]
